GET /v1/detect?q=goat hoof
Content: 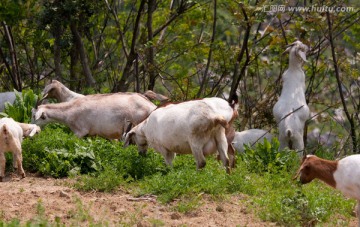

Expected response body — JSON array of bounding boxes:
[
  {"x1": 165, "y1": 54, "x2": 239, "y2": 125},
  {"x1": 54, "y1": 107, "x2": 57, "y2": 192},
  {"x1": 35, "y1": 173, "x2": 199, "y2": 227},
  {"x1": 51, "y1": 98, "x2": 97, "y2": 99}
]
[
  {"x1": 0, "y1": 176, "x2": 3, "y2": 182},
  {"x1": 197, "y1": 161, "x2": 206, "y2": 169},
  {"x1": 226, "y1": 167, "x2": 231, "y2": 174}
]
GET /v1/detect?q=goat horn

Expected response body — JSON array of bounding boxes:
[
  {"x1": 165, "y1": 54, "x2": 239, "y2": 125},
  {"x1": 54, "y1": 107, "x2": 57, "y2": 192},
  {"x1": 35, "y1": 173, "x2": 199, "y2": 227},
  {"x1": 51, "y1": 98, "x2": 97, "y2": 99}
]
[
  {"x1": 35, "y1": 93, "x2": 48, "y2": 108},
  {"x1": 292, "y1": 169, "x2": 301, "y2": 180}
]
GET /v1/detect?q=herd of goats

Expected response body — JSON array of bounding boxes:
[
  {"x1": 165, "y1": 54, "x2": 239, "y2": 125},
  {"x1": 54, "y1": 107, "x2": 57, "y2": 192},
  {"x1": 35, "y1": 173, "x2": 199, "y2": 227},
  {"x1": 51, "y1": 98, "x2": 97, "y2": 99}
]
[{"x1": 1, "y1": 40, "x2": 360, "y2": 225}]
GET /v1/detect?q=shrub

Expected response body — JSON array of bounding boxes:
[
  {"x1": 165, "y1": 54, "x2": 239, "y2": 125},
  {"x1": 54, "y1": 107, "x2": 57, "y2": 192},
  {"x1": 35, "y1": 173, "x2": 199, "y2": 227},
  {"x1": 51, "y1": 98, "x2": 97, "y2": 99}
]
[
  {"x1": 22, "y1": 125, "x2": 100, "y2": 177},
  {"x1": 2, "y1": 89, "x2": 38, "y2": 123},
  {"x1": 239, "y1": 138, "x2": 299, "y2": 173}
]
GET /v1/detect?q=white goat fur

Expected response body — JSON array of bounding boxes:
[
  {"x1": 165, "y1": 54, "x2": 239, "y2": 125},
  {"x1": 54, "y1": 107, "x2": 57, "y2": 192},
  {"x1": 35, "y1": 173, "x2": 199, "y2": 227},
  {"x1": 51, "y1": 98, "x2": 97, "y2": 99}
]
[
  {"x1": 124, "y1": 98, "x2": 236, "y2": 172},
  {"x1": 0, "y1": 92, "x2": 16, "y2": 112},
  {"x1": 32, "y1": 93, "x2": 156, "y2": 139},
  {"x1": 42, "y1": 80, "x2": 84, "y2": 102},
  {"x1": 17, "y1": 123, "x2": 41, "y2": 137},
  {"x1": 42, "y1": 80, "x2": 169, "y2": 105},
  {"x1": 232, "y1": 129, "x2": 273, "y2": 153},
  {"x1": 273, "y1": 41, "x2": 310, "y2": 151},
  {"x1": 0, "y1": 118, "x2": 25, "y2": 181},
  {"x1": 296, "y1": 154, "x2": 360, "y2": 226}
]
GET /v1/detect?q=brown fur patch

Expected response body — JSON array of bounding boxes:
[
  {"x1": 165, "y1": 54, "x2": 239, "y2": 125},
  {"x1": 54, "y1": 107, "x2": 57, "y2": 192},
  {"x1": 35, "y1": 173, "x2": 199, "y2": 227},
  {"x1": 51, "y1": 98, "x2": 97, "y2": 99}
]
[{"x1": 297, "y1": 155, "x2": 337, "y2": 188}]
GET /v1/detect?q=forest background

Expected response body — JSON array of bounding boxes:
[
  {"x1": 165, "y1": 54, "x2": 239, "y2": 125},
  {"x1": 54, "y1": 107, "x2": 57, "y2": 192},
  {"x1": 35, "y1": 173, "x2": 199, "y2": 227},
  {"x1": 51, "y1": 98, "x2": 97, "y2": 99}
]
[{"x1": 1, "y1": 0, "x2": 360, "y2": 154}]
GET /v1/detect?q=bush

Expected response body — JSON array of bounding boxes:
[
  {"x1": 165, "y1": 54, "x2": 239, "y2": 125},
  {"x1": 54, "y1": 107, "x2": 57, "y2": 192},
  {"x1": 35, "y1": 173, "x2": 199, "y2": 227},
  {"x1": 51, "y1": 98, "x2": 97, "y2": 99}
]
[
  {"x1": 22, "y1": 125, "x2": 100, "y2": 177},
  {"x1": 239, "y1": 138, "x2": 299, "y2": 174},
  {"x1": 2, "y1": 89, "x2": 38, "y2": 123}
]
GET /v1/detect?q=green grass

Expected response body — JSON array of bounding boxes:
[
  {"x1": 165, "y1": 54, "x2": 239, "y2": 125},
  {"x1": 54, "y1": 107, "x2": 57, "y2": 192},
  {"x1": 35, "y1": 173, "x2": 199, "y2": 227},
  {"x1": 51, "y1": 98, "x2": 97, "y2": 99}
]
[{"x1": 4, "y1": 124, "x2": 354, "y2": 226}]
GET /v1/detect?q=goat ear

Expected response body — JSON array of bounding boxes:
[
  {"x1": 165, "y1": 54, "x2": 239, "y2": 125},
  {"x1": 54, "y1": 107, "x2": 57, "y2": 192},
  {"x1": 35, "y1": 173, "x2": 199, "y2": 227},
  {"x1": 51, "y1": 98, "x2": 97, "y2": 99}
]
[
  {"x1": 283, "y1": 46, "x2": 292, "y2": 54},
  {"x1": 124, "y1": 131, "x2": 134, "y2": 147},
  {"x1": 28, "y1": 126, "x2": 38, "y2": 137},
  {"x1": 296, "y1": 47, "x2": 307, "y2": 62},
  {"x1": 34, "y1": 111, "x2": 45, "y2": 121},
  {"x1": 301, "y1": 152, "x2": 307, "y2": 163}
]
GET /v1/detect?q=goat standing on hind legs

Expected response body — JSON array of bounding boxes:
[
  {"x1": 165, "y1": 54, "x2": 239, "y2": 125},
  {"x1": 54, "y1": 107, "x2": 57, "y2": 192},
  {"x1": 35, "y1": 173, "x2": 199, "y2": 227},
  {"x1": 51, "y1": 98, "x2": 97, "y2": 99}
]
[
  {"x1": 0, "y1": 118, "x2": 26, "y2": 182},
  {"x1": 273, "y1": 40, "x2": 310, "y2": 152}
]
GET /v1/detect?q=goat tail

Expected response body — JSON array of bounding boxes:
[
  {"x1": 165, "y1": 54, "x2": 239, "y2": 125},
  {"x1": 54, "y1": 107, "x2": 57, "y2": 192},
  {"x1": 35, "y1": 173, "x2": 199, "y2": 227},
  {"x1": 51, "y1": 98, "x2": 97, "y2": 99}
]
[
  {"x1": 1, "y1": 124, "x2": 9, "y2": 135},
  {"x1": 214, "y1": 116, "x2": 228, "y2": 129},
  {"x1": 286, "y1": 129, "x2": 294, "y2": 150},
  {"x1": 228, "y1": 93, "x2": 239, "y2": 109},
  {"x1": 286, "y1": 129, "x2": 292, "y2": 138}
]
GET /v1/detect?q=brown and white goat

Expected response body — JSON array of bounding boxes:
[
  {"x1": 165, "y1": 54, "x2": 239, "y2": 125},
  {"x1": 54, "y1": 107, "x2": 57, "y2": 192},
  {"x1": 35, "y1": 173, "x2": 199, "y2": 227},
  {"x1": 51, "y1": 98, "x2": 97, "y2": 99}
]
[
  {"x1": 0, "y1": 118, "x2": 26, "y2": 181},
  {"x1": 294, "y1": 154, "x2": 360, "y2": 225}
]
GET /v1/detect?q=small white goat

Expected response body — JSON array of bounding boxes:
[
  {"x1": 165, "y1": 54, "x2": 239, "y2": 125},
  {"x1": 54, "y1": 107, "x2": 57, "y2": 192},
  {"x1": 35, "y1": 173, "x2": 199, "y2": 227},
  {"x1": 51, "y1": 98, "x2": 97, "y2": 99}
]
[
  {"x1": 273, "y1": 40, "x2": 310, "y2": 151},
  {"x1": 32, "y1": 93, "x2": 156, "y2": 140},
  {"x1": 294, "y1": 154, "x2": 360, "y2": 226},
  {"x1": 0, "y1": 92, "x2": 16, "y2": 112},
  {"x1": 17, "y1": 122, "x2": 41, "y2": 138},
  {"x1": 124, "y1": 97, "x2": 237, "y2": 173},
  {"x1": 41, "y1": 80, "x2": 84, "y2": 103},
  {"x1": 232, "y1": 129, "x2": 273, "y2": 153},
  {"x1": 0, "y1": 118, "x2": 26, "y2": 181}
]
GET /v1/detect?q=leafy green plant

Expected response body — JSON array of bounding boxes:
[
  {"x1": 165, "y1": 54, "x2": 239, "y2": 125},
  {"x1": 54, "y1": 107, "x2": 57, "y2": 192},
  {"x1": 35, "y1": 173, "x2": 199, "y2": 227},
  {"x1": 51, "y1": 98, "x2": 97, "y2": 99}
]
[
  {"x1": 239, "y1": 138, "x2": 299, "y2": 173},
  {"x1": 22, "y1": 125, "x2": 100, "y2": 177},
  {"x1": 1, "y1": 89, "x2": 38, "y2": 123}
]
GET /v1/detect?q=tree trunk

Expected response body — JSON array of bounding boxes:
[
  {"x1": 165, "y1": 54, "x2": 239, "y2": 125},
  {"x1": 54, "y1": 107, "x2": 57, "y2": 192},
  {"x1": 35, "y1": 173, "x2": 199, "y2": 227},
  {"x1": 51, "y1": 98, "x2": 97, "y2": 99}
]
[
  {"x1": 1, "y1": 22, "x2": 21, "y2": 91},
  {"x1": 326, "y1": 12, "x2": 357, "y2": 154},
  {"x1": 112, "y1": 0, "x2": 146, "y2": 92},
  {"x1": 69, "y1": 43, "x2": 80, "y2": 91},
  {"x1": 53, "y1": 26, "x2": 62, "y2": 82},
  {"x1": 228, "y1": 4, "x2": 251, "y2": 102},
  {"x1": 147, "y1": 0, "x2": 157, "y2": 90},
  {"x1": 197, "y1": 0, "x2": 217, "y2": 98},
  {"x1": 70, "y1": 21, "x2": 96, "y2": 87}
]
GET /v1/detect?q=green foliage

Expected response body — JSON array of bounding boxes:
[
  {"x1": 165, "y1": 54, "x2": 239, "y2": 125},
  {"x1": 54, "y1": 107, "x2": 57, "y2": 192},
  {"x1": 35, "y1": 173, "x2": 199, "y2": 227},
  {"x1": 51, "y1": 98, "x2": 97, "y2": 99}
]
[
  {"x1": 239, "y1": 138, "x2": 300, "y2": 173},
  {"x1": 2, "y1": 89, "x2": 38, "y2": 123},
  {"x1": 8, "y1": 124, "x2": 356, "y2": 225},
  {"x1": 22, "y1": 125, "x2": 99, "y2": 177}
]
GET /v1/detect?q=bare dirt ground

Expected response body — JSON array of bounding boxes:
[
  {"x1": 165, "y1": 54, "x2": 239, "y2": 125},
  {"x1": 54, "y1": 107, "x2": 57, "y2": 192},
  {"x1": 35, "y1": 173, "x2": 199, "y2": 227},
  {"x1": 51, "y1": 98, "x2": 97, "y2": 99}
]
[
  {"x1": 0, "y1": 174, "x2": 277, "y2": 226},
  {"x1": 0, "y1": 174, "x2": 357, "y2": 226}
]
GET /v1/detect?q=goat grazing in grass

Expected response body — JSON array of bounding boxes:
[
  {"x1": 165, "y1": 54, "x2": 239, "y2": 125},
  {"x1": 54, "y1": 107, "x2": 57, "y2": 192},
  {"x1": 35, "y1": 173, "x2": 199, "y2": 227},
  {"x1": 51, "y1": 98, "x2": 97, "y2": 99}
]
[
  {"x1": 32, "y1": 93, "x2": 156, "y2": 140},
  {"x1": 294, "y1": 154, "x2": 360, "y2": 226},
  {"x1": 41, "y1": 80, "x2": 84, "y2": 103},
  {"x1": 124, "y1": 97, "x2": 238, "y2": 173},
  {"x1": 41, "y1": 80, "x2": 169, "y2": 105},
  {"x1": 273, "y1": 40, "x2": 310, "y2": 151},
  {"x1": 17, "y1": 122, "x2": 41, "y2": 138},
  {"x1": 0, "y1": 118, "x2": 26, "y2": 181},
  {"x1": 232, "y1": 129, "x2": 273, "y2": 153}
]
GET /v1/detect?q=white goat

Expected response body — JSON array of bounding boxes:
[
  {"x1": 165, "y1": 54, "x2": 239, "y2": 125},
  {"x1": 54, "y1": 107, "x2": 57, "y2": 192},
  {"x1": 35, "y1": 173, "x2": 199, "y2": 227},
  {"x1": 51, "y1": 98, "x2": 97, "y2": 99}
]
[
  {"x1": 232, "y1": 129, "x2": 273, "y2": 153},
  {"x1": 32, "y1": 93, "x2": 156, "y2": 140},
  {"x1": 273, "y1": 40, "x2": 310, "y2": 151},
  {"x1": 0, "y1": 118, "x2": 25, "y2": 181},
  {"x1": 0, "y1": 92, "x2": 16, "y2": 112},
  {"x1": 294, "y1": 154, "x2": 360, "y2": 226},
  {"x1": 124, "y1": 97, "x2": 237, "y2": 173},
  {"x1": 41, "y1": 80, "x2": 169, "y2": 105},
  {"x1": 41, "y1": 80, "x2": 84, "y2": 103},
  {"x1": 17, "y1": 123, "x2": 41, "y2": 138}
]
